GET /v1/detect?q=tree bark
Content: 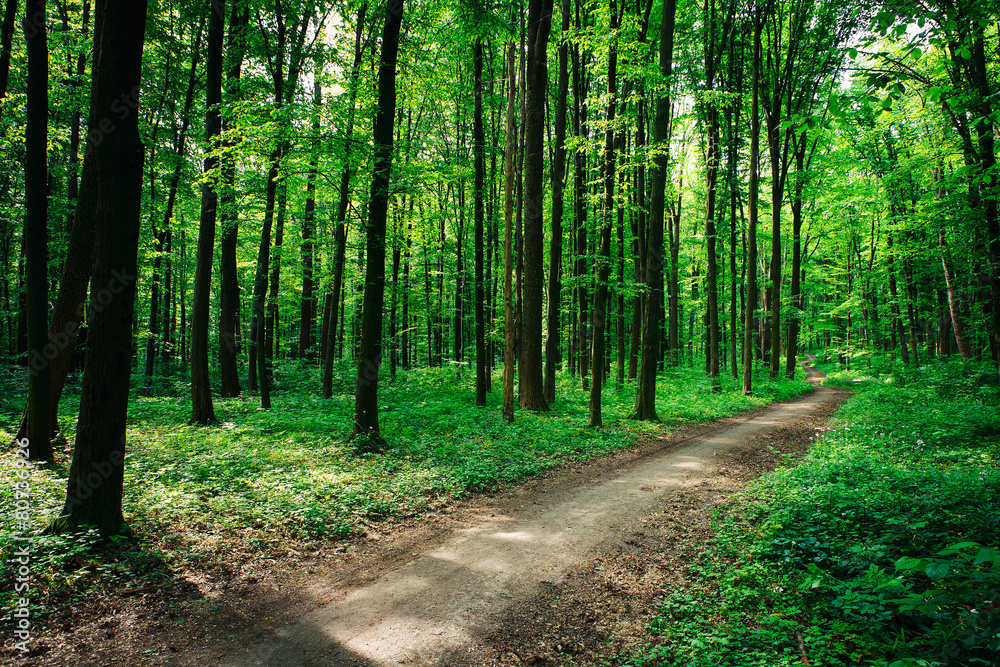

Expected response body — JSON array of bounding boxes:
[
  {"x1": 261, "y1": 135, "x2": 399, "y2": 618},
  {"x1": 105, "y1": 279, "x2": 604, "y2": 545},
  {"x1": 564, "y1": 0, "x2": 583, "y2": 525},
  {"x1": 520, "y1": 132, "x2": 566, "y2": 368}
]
[
  {"x1": 502, "y1": 31, "x2": 517, "y2": 423},
  {"x1": 474, "y1": 35, "x2": 488, "y2": 406},
  {"x1": 543, "y1": 0, "x2": 569, "y2": 404},
  {"x1": 519, "y1": 0, "x2": 553, "y2": 411},
  {"x1": 633, "y1": 0, "x2": 674, "y2": 420},
  {"x1": 588, "y1": 0, "x2": 618, "y2": 427},
  {"x1": 54, "y1": 0, "x2": 147, "y2": 537},
  {"x1": 24, "y1": 0, "x2": 51, "y2": 460},
  {"x1": 742, "y1": 9, "x2": 761, "y2": 396},
  {"x1": 219, "y1": 0, "x2": 248, "y2": 398},
  {"x1": 189, "y1": 0, "x2": 225, "y2": 425},
  {"x1": 351, "y1": 0, "x2": 402, "y2": 446}
]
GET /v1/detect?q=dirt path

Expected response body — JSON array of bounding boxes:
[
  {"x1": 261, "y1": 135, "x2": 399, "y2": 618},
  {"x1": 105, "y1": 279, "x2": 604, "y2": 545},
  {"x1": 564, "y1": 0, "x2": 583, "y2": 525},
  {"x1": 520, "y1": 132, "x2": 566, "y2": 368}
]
[{"x1": 211, "y1": 360, "x2": 846, "y2": 667}]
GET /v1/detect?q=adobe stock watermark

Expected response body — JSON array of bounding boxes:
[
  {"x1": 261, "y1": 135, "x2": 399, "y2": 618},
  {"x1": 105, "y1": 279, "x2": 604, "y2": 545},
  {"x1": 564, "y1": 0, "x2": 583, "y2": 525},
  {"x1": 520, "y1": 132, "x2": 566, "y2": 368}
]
[{"x1": 8, "y1": 437, "x2": 34, "y2": 654}]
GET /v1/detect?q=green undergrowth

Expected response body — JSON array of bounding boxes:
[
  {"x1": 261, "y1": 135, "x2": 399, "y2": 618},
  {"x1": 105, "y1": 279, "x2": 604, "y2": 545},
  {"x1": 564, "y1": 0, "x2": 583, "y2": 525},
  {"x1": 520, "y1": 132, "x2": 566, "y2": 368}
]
[
  {"x1": 0, "y1": 359, "x2": 807, "y2": 617},
  {"x1": 626, "y1": 357, "x2": 1000, "y2": 667}
]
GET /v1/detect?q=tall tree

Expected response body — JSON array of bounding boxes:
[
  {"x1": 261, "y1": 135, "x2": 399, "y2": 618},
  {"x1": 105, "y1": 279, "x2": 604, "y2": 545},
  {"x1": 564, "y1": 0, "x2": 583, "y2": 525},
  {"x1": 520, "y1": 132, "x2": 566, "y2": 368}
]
[
  {"x1": 351, "y1": 0, "x2": 402, "y2": 446},
  {"x1": 473, "y1": 25, "x2": 488, "y2": 406},
  {"x1": 219, "y1": 0, "x2": 248, "y2": 398},
  {"x1": 23, "y1": 0, "x2": 51, "y2": 460},
  {"x1": 54, "y1": 0, "x2": 148, "y2": 536},
  {"x1": 588, "y1": 0, "x2": 618, "y2": 428},
  {"x1": 189, "y1": 0, "x2": 225, "y2": 425},
  {"x1": 742, "y1": 6, "x2": 761, "y2": 395},
  {"x1": 543, "y1": 0, "x2": 570, "y2": 404},
  {"x1": 518, "y1": 0, "x2": 553, "y2": 411},
  {"x1": 502, "y1": 23, "x2": 517, "y2": 423},
  {"x1": 633, "y1": 0, "x2": 675, "y2": 420}
]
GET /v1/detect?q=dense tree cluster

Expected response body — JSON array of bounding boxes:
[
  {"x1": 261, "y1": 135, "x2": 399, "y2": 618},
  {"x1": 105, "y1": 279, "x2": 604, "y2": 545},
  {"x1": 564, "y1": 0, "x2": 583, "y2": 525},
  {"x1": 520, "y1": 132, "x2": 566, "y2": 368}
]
[{"x1": 2, "y1": 0, "x2": 999, "y2": 533}]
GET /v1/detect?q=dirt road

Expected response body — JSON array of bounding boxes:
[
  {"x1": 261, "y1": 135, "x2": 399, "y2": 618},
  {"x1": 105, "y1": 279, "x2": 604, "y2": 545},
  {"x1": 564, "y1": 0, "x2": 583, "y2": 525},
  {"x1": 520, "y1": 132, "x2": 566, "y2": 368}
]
[{"x1": 216, "y1": 361, "x2": 846, "y2": 667}]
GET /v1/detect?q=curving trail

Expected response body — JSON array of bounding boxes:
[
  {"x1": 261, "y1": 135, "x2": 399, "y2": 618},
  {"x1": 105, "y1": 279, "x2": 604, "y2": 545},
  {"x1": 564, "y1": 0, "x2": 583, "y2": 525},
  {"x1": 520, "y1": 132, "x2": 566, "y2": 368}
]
[{"x1": 218, "y1": 359, "x2": 844, "y2": 667}]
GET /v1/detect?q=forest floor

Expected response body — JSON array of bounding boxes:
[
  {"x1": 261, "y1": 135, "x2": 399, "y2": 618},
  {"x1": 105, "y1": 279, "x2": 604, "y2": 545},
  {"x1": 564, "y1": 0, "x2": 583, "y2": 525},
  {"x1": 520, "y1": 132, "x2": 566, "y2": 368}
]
[{"x1": 11, "y1": 359, "x2": 848, "y2": 666}]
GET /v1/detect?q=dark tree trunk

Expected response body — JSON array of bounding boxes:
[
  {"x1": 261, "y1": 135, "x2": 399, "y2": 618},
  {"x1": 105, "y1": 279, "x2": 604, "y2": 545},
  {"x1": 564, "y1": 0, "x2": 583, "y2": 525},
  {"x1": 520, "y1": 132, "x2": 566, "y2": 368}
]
[
  {"x1": 54, "y1": 0, "x2": 147, "y2": 537},
  {"x1": 24, "y1": 0, "x2": 51, "y2": 460},
  {"x1": 351, "y1": 0, "x2": 401, "y2": 445},
  {"x1": 299, "y1": 49, "x2": 322, "y2": 362},
  {"x1": 189, "y1": 0, "x2": 225, "y2": 425},
  {"x1": 474, "y1": 36, "x2": 488, "y2": 406},
  {"x1": 939, "y1": 226, "x2": 972, "y2": 360},
  {"x1": 519, "y1": 0, "x2": 553, "y2": 411},
  {"x1": 785, "y1": 137, "x2": 805, "y2": 379},
  {"x1": 543, "y1": 0, "x2": 569, "y2": 404},
  {"x1": 0, "y1": 0, "x2": 17, "y2": 113},
  {"x1": 633, "y1": 0, "x2": 674, "y2": 420},
  {"x1": 502, "y1": 31, "x2": 517, "y2": 423},
  {"x1": 887, "y1": 230, "x2": 909, "y2": 364},
  {"x1": 219, "y1": 0, "x2": 247, "y2": 397},
  {"x1": 572, "y1": 31, "x2": 589, "y2": 391},
  {"x1": 588, "y1": 0, "x2": 618, "y2": 427},
  {"x1": 703, "y1": 9, "x2": 721, "y2": 392},
  {"x1": 628, "y1": 96, "x2": 646, "y2": 380},
  {"x1": 742, "y1": 9, "x2": 761, "y2": 395}
]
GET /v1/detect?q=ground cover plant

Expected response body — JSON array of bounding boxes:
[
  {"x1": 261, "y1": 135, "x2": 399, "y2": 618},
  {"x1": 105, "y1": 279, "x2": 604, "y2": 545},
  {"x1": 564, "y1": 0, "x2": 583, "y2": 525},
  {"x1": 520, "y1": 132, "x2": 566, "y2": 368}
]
[
  {"x1": 0, "y1": 360, "x2": 807, "y2": 620},
  {"x1": 627, "y1": 356, "x2": 1000, "y2": 667}
]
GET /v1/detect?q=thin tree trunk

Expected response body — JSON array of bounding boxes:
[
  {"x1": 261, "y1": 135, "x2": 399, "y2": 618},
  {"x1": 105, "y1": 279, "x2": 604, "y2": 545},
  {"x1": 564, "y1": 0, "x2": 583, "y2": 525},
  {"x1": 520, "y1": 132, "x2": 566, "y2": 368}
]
[
  {"x1": 544, "y1": 0, "x2": 569, "y2": 404},
  {"x1": 189, "y1": 0, "x2": 225, "y2": 425},
  {"x1": 219, "y1": 0, "x2": 248, "y2": 397},
  {"x1": 502, "y1": 30, "x2": 517, "y2": 423},
  {"x1": 351, "y1": 0, "x2": 401, "y2": 445},
  {"x1": 474, "y1": 35, "x2": 488, "y2": 406},
  {"x1": 742, "y1": 9, "x2": 761, "y2": 395}
]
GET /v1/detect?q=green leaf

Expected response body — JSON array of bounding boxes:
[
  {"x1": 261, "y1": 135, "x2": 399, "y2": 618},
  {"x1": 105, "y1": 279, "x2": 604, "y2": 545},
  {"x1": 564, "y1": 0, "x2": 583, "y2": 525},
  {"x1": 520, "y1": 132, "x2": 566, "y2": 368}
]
[
  {"x1": 925, "y1": 562, "x2": 950, "y2": 581},
  {"x1": 974, "y1": 547, "x2": 1000, "y2": 566},
  {"x1": 895, "y1": 556, "x2": 922, "y2": 571}
]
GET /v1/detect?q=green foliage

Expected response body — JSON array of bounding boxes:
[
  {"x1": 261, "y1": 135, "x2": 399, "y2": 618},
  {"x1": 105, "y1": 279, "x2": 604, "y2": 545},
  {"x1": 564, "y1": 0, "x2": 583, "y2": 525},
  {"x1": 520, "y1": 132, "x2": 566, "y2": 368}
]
[
  {"x1": 627, "y1": 355, "x2": 1000, "y2": 667},
  {"x1": 0, "y1": 360, "x2": 808, "y2": 616}
]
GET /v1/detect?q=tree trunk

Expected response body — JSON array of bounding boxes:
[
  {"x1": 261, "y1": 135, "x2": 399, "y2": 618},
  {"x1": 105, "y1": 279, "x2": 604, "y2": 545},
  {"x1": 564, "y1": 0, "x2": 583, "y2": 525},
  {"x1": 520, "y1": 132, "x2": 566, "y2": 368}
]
[
  {"x1": 518, "y1": 0, "x2": 553, "y2": 411},
  {"x1": 24, "y1": 0, "x2": 51, "y2": 460},
  {"x1": 0, "y1": 0, "x2": 17, "y2": 114},
  {"x1": 588, "y1": 0, "x2": 618, "y2": 427},
  {"x1": 54, "y1": 0, "x2": 147, "y2": 537},
  {"x1": 502, "y1": 30, "x2": 517, "y2": 423},
  {"x1": 785, "y1": 137, "x2": 805, "y2": 379},
  {"x1": 473, "y1": 36, "x2": 488, "y2": 406},
  {"x1": 351, "y1": 0, "x2": 401, "y2": 446},
  {"x1": 219, "y1": 0, "x2": 248, "y2": 398},
  {"x1": 543, "y1": 0, "x2": 569, "y2": 404},
  {"x1": 299, "y1": 44, "x2": 322, "y2": 362},
  {"x1": 939, "y1": 226, "x2": 972, "y2": 360},
  {"x1": 742, "y1": 9, "x2": 761, "y2": 395},
  {"x1": 189, "y1": 0, "x2": 225, "y2": 425}
]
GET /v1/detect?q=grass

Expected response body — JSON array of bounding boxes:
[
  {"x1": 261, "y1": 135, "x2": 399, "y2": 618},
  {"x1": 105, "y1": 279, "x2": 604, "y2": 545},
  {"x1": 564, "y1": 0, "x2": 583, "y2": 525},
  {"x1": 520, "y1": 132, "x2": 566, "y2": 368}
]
[
  {"x1": 626, "y1": 356, "x2": 1000, "y2": 667},
  {"x1": 0, "y1": 356, "x2": 809, "y2": 618}
]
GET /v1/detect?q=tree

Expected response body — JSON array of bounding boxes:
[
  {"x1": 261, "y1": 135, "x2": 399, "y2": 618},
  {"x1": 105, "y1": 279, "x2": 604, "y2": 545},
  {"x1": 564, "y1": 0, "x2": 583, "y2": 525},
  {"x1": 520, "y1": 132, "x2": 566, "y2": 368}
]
[
  {"x1": 23, "y1": 0, "x2": 51, "y2": 461},
  {"x1": 502, "y1": 20, "x2": 517, "y2": 423},
  {"x1": 544, "y1": 0, "x2": 570, "y2": 405},
  {"x1": 189, "y1": 0, "x2": 225, "y2": 425},
  {"x1": 633, "y1": 0, "x2": 676, "y2": 421},
  {"x1": 54, "y1": 0, "x2": 148, "y2": 536},
  {"x1": 518, "y1": 0, "x2": 553, "y2": 411},
  {"x1": 473, "y1": 25, "x2": 488, "y2": 407},
  {"x1": 588, "y1": 0, "x2": 619, "y2": 428},
  {"x1": 742, "y1": 5, "x2": 761, "y2": 396},
  {"x1": 351, "y1": 0, "x2": 403, "y2": 446}
]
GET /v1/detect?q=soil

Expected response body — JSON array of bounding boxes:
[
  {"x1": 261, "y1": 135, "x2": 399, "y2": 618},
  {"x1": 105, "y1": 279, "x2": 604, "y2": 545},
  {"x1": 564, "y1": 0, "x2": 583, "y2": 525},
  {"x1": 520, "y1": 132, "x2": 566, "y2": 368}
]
[{"x1": 7, "y1": 359, "x2": 849, "y2": 667}]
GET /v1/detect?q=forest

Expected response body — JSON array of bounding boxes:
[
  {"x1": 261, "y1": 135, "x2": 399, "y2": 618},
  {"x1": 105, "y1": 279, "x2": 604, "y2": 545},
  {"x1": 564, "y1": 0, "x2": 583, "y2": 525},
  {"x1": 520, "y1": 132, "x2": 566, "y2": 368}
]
[{"x1": 1, "y1": 0, "x2": 999, "y2": 664}]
